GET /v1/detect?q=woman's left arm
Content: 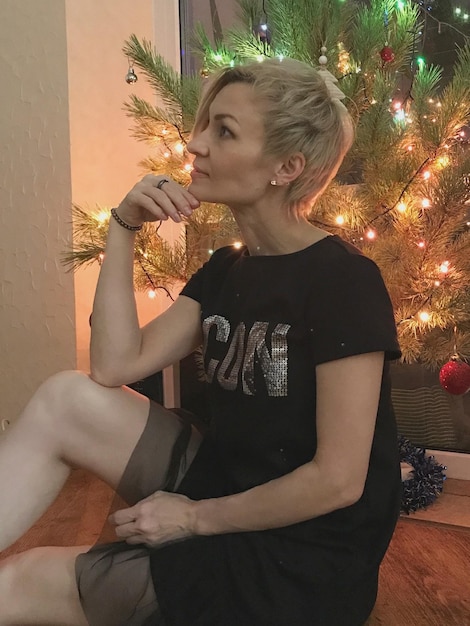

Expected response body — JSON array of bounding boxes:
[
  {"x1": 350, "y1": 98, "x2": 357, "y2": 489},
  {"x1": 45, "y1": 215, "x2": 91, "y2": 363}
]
[{"x1": 111, "y1": 351, "x2": 384, "y2": 544}]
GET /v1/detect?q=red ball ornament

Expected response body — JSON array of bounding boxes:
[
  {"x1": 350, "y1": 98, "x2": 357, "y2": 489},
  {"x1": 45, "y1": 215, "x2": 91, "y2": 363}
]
[
  {"x1": 439, "y1": 357, "x2": 470, "y2": 395},
  {"x1": 380, "y1": 46, "x2": 395, "y2": 63}
]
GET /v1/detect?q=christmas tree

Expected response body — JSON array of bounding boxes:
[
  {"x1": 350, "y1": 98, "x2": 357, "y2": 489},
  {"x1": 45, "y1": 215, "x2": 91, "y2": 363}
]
[{"x1": 65, "y1": 0, "x2": 470, "y2": 374}]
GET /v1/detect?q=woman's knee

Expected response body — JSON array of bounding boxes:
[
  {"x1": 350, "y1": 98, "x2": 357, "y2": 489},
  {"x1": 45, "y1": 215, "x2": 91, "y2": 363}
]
[
  {"x1": 37, "y1": 370, "x2": 95, "y2": 407},
  {"x1": 13, "y1": 370, "x2": 123, "y2": 461},
  {"x1": 26, "y1": 370, "x2": 109, "y2": 432},
  {"x1": 0, "y1": 548, "x2": 52, "y2": 619},
  {"x1": 19, "y1": 370, "x2": 150, "y2": 482},
  {"x1": 0, "y1": 547, "x2": 43, "y2": 592},
  {"x1": 0, "y1": 547, "x2": 89, "y2": 625}
]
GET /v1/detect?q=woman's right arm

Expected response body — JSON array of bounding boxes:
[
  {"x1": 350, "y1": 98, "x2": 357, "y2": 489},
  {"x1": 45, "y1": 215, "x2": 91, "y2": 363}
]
[{"x1": 90, "y1": 175, "x2": 201, "y2": 387}]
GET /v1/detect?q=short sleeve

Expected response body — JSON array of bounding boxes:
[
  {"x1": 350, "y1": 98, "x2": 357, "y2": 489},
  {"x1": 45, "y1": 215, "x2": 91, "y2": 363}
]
[
  {"x1": 310, "y1": 254, "x2": 401, "y2": 365},
  {"x1": 180, "y1": 264, "x2": 206, "y2": 303},
  {"x1": 179, "y1": 246, "x2": 243, "y2": 304}
]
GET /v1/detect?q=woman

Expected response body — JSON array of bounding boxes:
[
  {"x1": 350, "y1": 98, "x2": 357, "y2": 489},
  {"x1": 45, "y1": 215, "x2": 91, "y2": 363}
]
[{"x1": 0, "y1": 58, "x2": 401, "y2": 625}]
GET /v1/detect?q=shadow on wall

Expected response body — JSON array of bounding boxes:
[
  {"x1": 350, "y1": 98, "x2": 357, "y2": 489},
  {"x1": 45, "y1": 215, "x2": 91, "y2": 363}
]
[{"x1": 391, "y1": 362, "x2": 470, "y2": 453}]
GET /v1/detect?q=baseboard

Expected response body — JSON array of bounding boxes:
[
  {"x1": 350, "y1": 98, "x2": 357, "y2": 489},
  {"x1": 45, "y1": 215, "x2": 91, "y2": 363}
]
[{"x1": 428, "y1": 449, "x2": 470, "y2": 480}]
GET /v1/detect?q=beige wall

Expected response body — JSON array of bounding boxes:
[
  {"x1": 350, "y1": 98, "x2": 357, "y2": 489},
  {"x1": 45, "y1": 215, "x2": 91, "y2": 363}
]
[
  {"x1": 0, "y1": 0, "x2": 76, "y2": 422},
  {"x1": 0, "y1": 0, "x2": 182, "y2": 421},
  {"x1": 67, "y1": 0, "x2": 182, "y2": 372}
]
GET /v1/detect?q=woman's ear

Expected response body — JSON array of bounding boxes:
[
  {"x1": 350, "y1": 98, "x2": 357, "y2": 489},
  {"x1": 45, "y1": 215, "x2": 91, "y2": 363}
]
[{"x1": 274, "y1": 152, "x2": 306, "y2": 186}]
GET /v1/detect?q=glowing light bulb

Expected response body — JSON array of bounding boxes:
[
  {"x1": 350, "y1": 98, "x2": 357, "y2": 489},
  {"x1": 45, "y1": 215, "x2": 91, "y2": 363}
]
[
  {"x1": 419, "y1": 311, "x2": 431, "y2": 322},
  {"x1": 260, "y1": 23, "x2": 268, "y2": 31},
  {"x1": 434, "y1": 280, "x2": 441, "y2": 287},
  {"x1": 393, "y1": 101, "x2": 402, "y2": 111},
  {"x1": 148, "y1": 290, "x2": 157, "y2": 299},
  {"x1": 277, "y1": 54, "x2": 285, "y2": 62},
  {"x1": 394, "y1": 109, "x2": 406, "y2": 123},
  {"x1": 214, "y1": 54, "x2": 223, "y2": 61},
  {"x1": 439, "y1": 261, "x2": 450, "y2": 273},
  {"x1": 96, "y1": 211, "x2": 109, "y2": 223},
  {"x1": 233, "y1": 241, "x2": 243, "y2": 249},
  {"x1": 397, "y1": 202, "x2": 407, "y2": 213},
  {"x1": 366, "y1": 229, "x2": 376, "y2": 240},
  {"x1": 417, "y1": 241, "x2": 425, "y2": 249},
  {"x1": 164, "y1": 151, "x2": 171, "y2": 159},
  {"x1": 184, "y1": 163, "x2": 193, "y2": 172},
  {"x1": 407, "y1": 145, "x2": 414, "y2": 152},
  {"x1": 436, "y1": 155, "x2": 450, "y2": 169},
  {"x1": 161, "y1": 129, "x2": 168, "y2": 135},
  {"x1": 460, "y1": 130, "x2": 466, "y2": 138},
  {"x1": 257, "y1": 55, "x2": 264, "y2": 63},
  {"x1": 422, "y1": 170, "x2": 431, "y2": 180},
  {"x1": 422, "y1": 198, "x2": 431, "y2": 208},
  {"x1": 175, "y1": 142, "x2": 185, "y2": 155},
  {"x1": 335, "y1": 215, "x2": 345, "y2": 225}
]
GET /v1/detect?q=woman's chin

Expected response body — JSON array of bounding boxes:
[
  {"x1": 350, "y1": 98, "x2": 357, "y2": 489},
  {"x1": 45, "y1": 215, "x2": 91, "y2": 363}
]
[
  {"x1": 188, "y1": 182, "x2": 217, "y2": 204},
  {"x1": 188, "y1": 180, "x2": 203, "y2": 196}
]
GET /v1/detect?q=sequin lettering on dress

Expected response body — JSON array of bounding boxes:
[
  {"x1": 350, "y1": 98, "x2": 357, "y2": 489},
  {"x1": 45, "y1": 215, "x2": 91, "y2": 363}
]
[
  {"x1": 242, "y1": 322, "x2": 290, "y2": 397},
  {"x1": 217, "y1": 322, "x2": 246, "y2": 391},
  {"x1": 203, "y1": 315, "x2": 230, "y2": 383},
  {"x1": 202, "y1": 316, "x2": 290, "y2": 396}
]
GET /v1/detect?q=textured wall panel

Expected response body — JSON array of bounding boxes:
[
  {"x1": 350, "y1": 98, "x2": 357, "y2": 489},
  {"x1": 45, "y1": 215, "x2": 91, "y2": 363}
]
[{"x1": 0, "y1": 0, "x2": 76, "y2": 422}]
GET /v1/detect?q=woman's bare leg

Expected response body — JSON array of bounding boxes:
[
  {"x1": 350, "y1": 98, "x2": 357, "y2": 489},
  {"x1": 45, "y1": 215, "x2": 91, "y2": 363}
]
[
  {"x1": 0, "y1": 370, "x2": 152, "y2": 551},
  {"x1": 0, "y1": 546, "x2": 89, "y2": 626},
  {"x1": 0, "y1": 369, "x2": 202, "y2": 624}
]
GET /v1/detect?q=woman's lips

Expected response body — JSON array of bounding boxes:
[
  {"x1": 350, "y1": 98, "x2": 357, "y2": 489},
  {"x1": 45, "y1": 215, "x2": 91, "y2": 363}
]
[{"x1": 190, "y1": 168, "x2": 209, "y2": 179}]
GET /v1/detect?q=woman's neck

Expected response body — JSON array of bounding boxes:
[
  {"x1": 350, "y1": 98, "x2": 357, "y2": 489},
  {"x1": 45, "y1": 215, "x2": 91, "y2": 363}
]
[{"x1": 232, "y1": 206, "x2": 330, "y2": 256}]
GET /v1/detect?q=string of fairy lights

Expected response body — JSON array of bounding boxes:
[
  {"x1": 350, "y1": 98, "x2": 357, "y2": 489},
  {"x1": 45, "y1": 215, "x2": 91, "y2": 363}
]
[{"x1": 112, "y1": 0, "x2": 470, "y2": 357}]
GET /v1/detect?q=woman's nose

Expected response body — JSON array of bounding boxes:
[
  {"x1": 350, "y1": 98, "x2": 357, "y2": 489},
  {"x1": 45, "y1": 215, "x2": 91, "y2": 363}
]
[{"x1": 187, "y1": 133, "x2": 208, "y2": 156}]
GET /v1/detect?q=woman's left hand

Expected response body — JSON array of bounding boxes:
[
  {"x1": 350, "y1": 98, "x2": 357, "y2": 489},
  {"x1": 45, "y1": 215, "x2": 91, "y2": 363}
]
[{"x1": 109, "y1": 491, "x2": 198, "y2": 547}]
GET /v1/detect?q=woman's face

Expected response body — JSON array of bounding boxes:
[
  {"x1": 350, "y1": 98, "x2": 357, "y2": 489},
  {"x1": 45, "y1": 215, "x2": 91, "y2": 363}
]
[{"x1": 187, "y1": 82, "x2": 279, "y2": 209}]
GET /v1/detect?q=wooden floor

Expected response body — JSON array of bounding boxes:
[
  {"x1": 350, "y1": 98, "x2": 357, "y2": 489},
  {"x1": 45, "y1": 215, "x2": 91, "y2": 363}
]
[{"x1": 2, "y1": 470, "x2": 470, "y2": 625}]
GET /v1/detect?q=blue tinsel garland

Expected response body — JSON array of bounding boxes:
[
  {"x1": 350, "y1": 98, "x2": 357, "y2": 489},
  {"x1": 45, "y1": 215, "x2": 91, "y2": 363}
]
[{"x1": 399, "y1": 435, "x2": 447, "y2": 514}]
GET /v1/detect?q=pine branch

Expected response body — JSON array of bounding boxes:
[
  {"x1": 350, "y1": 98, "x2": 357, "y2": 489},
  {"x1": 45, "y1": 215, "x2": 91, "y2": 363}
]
[
  {"x1": 192, "y1": 22, "x2": 237, "y2": 70},
  {"x1": 123, "y1": 95, "x2": 184, "y2": 143},
  {"x1": 123, "y1": 35, "x2": 201, "y2": 131},
  {"x1": 123, "y1": 35, "x2": 183, "y2": 109}
]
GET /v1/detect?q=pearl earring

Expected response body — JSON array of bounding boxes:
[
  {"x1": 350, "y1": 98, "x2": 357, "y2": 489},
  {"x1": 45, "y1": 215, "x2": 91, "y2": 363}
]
[{"x1": 270, "y1": 180, "x2": 278, "y2": 186}]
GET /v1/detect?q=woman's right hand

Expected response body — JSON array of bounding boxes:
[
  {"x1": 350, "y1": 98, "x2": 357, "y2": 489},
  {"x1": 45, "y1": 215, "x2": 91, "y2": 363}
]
[{"x1": 115, "y1": 175, "x2": 200, "y2": 227}]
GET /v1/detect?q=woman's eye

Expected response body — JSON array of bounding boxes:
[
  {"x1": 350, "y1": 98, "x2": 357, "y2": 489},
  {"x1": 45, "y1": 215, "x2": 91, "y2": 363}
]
[{"x1": 219, "y1": 125, "x2": 233, "y2": 138}]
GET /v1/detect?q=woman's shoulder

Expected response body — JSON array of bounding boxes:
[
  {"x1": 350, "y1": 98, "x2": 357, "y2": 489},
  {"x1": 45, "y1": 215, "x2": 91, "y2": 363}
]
[
  {"x1": 209, "y1": 244, "x2": 245, "y2": 261},
  {"x1": 203, "y1": 244, "x2": 245, "y2": 272},
  {"x1": 312, "y1": 235, "x2": 381, "y2": 275}
]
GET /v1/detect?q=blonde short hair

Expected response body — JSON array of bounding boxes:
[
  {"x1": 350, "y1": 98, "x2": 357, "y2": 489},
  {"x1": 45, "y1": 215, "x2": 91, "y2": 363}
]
[{"x1": 193, "y1": 58, "x2": 354, "y2": 217}]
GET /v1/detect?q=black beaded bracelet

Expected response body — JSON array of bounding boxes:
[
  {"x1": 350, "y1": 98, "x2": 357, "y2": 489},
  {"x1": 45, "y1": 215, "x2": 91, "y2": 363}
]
[{"x1": 110, "y1": 207, "x2": 142, "y2": 232}]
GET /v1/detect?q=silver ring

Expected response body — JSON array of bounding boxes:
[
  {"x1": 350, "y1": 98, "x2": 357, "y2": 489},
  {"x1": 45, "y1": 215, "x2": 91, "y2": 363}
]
[{"x1": 157, "y1": 178, "x2": 169, "y2": 190}]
